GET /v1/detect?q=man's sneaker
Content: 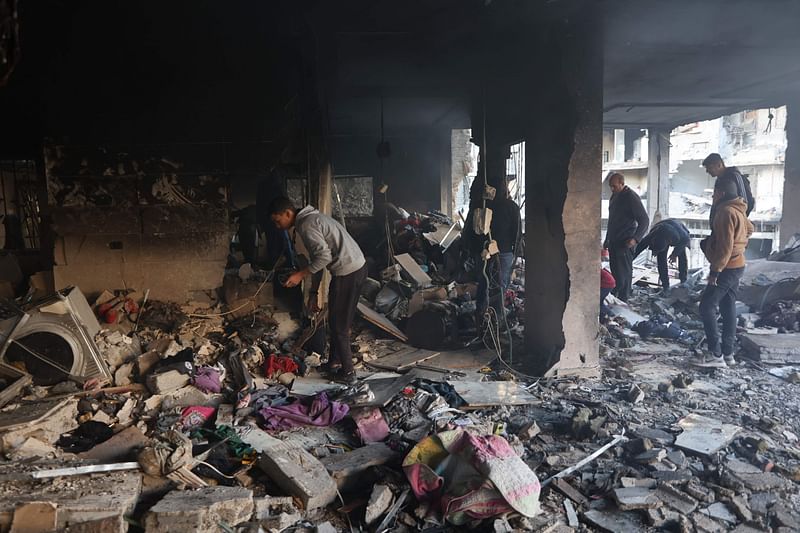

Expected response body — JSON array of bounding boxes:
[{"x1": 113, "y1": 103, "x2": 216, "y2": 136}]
[
  {"x1": 723, "y1": 354, "x2": 737, "y2": 367},
  {"x1": 694, "y1": 353, "x2": 728, "y2": 368}
]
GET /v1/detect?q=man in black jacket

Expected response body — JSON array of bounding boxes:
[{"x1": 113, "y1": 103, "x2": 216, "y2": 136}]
[
  {"x1": 634, "y1": 218, "x2": 690, "y2": 292},
  {"x1": 702, "y1": 153, "x2": 755, "y2": 219},
  {"x1": 603, "y1": 172, "x2": 650, "y2": 302}
]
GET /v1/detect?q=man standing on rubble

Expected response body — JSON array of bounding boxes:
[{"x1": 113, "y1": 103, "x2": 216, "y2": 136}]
[
  {"x1": 702, "y1": 153, "x2": 755, "y2": 218},
  {"x1": 269, "y1": 197, "x2": 367, "y2": 384},
  {"x1": 634, "y1": 218, "x2": 691, "y2": 293},
  {"x1": 603, "y1": 172, "x2": 649, "y2": 302},
  {"x1": 698, "y1": 179, "x2": 754, "y2": 367},
  {"x1": 477, "y1": 180, "x2": 522, "y2": 317}
]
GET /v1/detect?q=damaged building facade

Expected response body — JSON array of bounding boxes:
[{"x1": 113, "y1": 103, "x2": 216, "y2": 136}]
[{"x1": 0, "y1": 0, "x2": 800, "y2": 532}]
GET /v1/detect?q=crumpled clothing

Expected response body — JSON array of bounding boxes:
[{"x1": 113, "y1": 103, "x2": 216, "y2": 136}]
[
  {"x1": 137, "y1": 430, "x2": 193, "y2": 476},
  {"x1": 415, "y1": 379, "x2": 466, "y2": 408},
  {"x1": 180, "y1": 405, "x2": 216, "y2": 431},
  {"x1": 259, "y1": 392, "x2": 349, "y2": 430},
  {"x1": 250, "y1": 385, "x2": 291, "y2": 410},
  {"x1": 633, "y1": 318, "x2": 685, "y2": 339},
  {"x1": 403, "y1": 430, "x2": 540, "y2": 525},
  {"x1": 265, "y1": 354, "x2": 299, "y2": 378},
  {"x1": 192, "y1": 366, "x2": 222, "y2": 393},
  {"x1": 56, "y1": 421, "x2": 114, "y2": 453}
]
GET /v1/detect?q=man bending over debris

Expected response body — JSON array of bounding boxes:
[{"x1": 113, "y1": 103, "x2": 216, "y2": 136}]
[
  {"x1": 698, "y1": 179, "x2": 754, "y2": 368},
  {"x1": 634, "y1": 218, "x2": 691, "y2": 293},
  {"x1": 269, "y1": 197, "x2": 367, "y2": 384}
]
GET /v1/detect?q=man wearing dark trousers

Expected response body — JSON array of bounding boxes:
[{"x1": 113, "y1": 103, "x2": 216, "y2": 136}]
[
  {"x1": 634, "y1": 218, "x2": 691, "y2": 293},
  {"x1": 697, "y1": 179, "x2": 754, "y2": 368},
  {"x1": 269, "y1": 197, "x2": 367, "y2": 384},
  {"x1": 603, "y1": 172, "x2": 649, "y2": 302}
]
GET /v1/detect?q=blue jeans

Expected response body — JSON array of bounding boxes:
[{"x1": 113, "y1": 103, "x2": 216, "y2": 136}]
[
  {"x1": 699, "y1": 267, "x2": 744, "y2": 356},
  {"x1": 600, "y1": 287, "x2": 612, "y2": 319},
  {"x1": 477, "y1": 252, "x2": 515, "y2": 314}
]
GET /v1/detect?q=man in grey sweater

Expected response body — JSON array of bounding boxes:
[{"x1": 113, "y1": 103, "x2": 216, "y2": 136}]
[{"x1": 269, "y1": 197, "x2": 367, "y2": 384}]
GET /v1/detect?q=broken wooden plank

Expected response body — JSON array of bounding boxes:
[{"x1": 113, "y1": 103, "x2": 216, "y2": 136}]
[
  {"x1": 0, "y1": 363, "x2": 31, "y2": 409},
  {"x1": 447, "y1": 380, "x2": 537, "y2": 409},
  {"x1": 372, "y1": 347, "x2": 440, "y2": 372},
  {"x1": 357, "y1": 302, "x2": 408, "y2": 341},
  {"x1": 675, "y1": 414, "x2": 742, "y2": 457},
  {"x1": 394, "y1": 253, "x2": 432, "y2": 288},
  {"x1": 551, "y1": 478, "x2": 588, "y2": 506},
  {"x1": 320, "y1": 443, "x2": 399, "y2": 490}
]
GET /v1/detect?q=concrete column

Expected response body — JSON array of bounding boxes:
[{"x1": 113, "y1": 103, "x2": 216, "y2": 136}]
[
  {"x1": 647, "y1": 128, "x2": 671, "y2": 223},
  {"x1": 782, "y1": 102, "x2": 800, "y2": 247},
  {"x1": 440, "y1": 131, "x2": 453, "y2": 216},
  {"x1": 523, "y1": 6, "x2": 602, "y2": 377}
]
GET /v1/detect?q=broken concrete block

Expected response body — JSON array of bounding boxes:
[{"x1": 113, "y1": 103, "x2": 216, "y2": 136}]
[
  {"x1": 518, "y1": 421, "x2": 541, "y2": 440},
  {"x1": 320, "y1": 443, "x2": 399, "y2": 490},
  {"x1": 630, "y1": 425, "x2": 675, "y2": 446},
  {"x1": 260, "y1": 512, "x2": 302, "y2": 532},
  {"x1": 656, "y1": 483, "x2": 699, "y2": 514},
  {"x1": 728, "y1": 495, "x2": 752, "y2": 523},
  {"x1": 146, "y1": 370, "x2": 190, "y2": 395},
  {"x1": 10, "y1": 502, "x2": 57, "y2": 533},
  {"x1": 252, "y1": 496, "x2": 296, "y2": 520},
  {"x1": 635, "y1": 448, "x2": 666, "y2": 465},
  {"x1": 620, "y1": 477, "x2": 657, "y2": 489},
  {"x1": 115, "y1": 398, "x2": 136, "y2": 427},
  {"x1": 144, "y1": 486, "x2": 253, "y2": 533},
  {"x1": 114, "y1": 362, "x2": 134, "y2": 386},
  {"x1": 241, "y1": 428, "x2": 336, "y2": 510},
  {"x1": 612, "y1": 487, "x2": 659, "y2": 510},
  {"x1": 701, "y1": 502, "x2": 738, "y2": 524},
  {"x1": 160, "y1": 385, "x2": 224, "y2": 410},
  {"x1": 92, "y1": 410, "x2": 114, "y2": 425},
  {"x1": 690, "y1": 511, "x2": 727, "y2": 533},
  {"x1": 740, "y1": 333, "x2": 800, "y2": 363},
  {"x1": 365, "y1": 484, "x2": 393, "y2": 525},
  {"x1": 583, "y1": 509, "x2": 647, "y2": 532},
  {"x1": 65, "y1": 513, "x2": 126, "y2": 533}
]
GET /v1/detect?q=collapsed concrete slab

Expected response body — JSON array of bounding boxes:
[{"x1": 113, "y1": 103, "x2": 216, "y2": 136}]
[
  {"x1": 144, "y1": 486, "x2": 253, "y2": 533},
  {"x1": 740, "y1": 333, "x2": 800, "y2": 363}
]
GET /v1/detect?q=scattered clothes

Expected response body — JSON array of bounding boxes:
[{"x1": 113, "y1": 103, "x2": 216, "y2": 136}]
[
  {"x1": 151, "y1": 347, "x2": 196, "y2": 377},
  {"x1": 403, "y1": 430, "x2": 541, "y2": 525},
  {"x1": 192, "y1": 366, "x2": 222, "y2": 393},
  {"x1": 415, "y1": 379, "x2": 466, "y2": 408},
  {"x1": 258, "y1": 392, "x2": 349, "y2": 430},
  {"x1": 633, "y1": 317, "x2": 685, "y2": 339},
  {"x1": 250, "y1": 385, "x2": 291, "y2": 410},
  {"x1": 180, "y1": 406, "x2": 216, "y2": 431},
  {"x1": 56, "y1": 421, "x2": 114, "y2": 453},
  {"x1": 265, "y1": 354, "x2": 299, "y2": 378}
]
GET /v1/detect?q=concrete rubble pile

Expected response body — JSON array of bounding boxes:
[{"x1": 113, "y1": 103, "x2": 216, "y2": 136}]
[{"x1": 0, "y1": 236, "x2": 798, "y2": 532}]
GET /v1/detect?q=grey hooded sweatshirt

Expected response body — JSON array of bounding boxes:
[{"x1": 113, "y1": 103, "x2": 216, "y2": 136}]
[{"x1": 295, "y1": 205, "x2": 365, "y2": 277}]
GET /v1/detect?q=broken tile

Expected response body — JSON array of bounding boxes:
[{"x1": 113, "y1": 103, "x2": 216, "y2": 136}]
[
  {"x1": 612, "y1": 487, "x2": 659, "y2": 510},
  {"x1": 655, "y1": 483, "x2": 699, "y2": 514},
  {"x1": 620, "y1": 477, "x2": 657, "y2": 489},
  {"x1": 675, "y1": 414, "x2": 742, "y2": 457},
  {"x1": 701, "y1": 502, "x2": 738, "y2": 524}
]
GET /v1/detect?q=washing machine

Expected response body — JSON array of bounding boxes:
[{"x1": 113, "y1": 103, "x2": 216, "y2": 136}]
[{"x1": 0, "y1": 286, "x2": 112, "y2": 385}]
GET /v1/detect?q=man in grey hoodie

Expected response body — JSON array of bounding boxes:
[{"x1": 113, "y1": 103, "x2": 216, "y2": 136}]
[{"x1": 269, "y1": 197, "x2": 367, "y2": 384}]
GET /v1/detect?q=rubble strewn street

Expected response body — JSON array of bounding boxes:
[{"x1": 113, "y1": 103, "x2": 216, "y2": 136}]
[{"x1": 0, "y1": 231, "x2": 799, "y2": 532}]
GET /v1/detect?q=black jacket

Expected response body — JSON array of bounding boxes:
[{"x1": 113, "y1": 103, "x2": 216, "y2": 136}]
[
  {"x1": 489, "y1": 197, "x2": 522, "y2": 254},
  {"x1": 605, "y1": 186, "x2": 650, "y2": 249},
  {"x1": 634, "y1": 218, "x2": 690, "y2": 257},
  {"x1": 711, "y1": 166, "x2": 754, "y2": 221}
]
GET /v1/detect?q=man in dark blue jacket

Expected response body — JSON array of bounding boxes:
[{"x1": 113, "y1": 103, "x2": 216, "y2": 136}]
[
  {"x1": 603, "y1": 172, "x2": 650, "y2": 302},
  {"x1": 634, "y1": 218, "x2": 690, "y2": 292}
]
